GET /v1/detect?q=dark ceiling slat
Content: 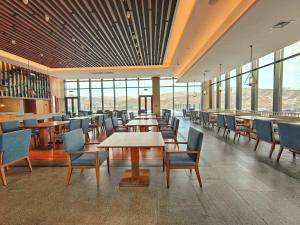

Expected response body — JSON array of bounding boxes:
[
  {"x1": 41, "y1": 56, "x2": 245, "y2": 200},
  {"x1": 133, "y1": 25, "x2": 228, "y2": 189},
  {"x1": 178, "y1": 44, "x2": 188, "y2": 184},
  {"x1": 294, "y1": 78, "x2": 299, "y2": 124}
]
[{"x1": 0, "y1": 0, "x2": 177, "y2": 68}]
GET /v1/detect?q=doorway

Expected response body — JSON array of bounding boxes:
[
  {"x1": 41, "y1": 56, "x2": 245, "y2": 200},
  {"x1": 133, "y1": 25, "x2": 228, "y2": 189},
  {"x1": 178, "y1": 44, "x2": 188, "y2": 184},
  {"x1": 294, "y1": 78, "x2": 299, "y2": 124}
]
[
  {"x1": 138, "y1": 95, "x2": 153, "y2": 114},
  {"x1": 65, "y1": 97, "x2": 79, "y2": 116}
]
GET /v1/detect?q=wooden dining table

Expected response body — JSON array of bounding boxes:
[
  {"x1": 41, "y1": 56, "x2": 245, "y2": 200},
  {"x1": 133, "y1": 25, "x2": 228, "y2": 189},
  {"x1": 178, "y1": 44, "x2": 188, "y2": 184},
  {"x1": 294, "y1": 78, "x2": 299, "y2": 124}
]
[
  {"x1": 97, "y1": 132, "x2": 165, "y2": 187},
  {"x1": 134, "y1": 115, "x2": 157, "y2": 120},
  {"x1": 126, "y1": 119, "x2": 158, "y2": 132},
  {"x1": 21, "y1": 121, "x2": 69, "y2": 149}
]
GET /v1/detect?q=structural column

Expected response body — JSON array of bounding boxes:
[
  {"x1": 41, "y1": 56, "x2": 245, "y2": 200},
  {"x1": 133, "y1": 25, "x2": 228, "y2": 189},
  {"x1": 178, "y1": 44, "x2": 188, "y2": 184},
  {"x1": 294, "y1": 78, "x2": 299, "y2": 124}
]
[
  {"x1": 251, "y1": 59, "x2": 258, "y2": 112},
  {"x1": 273, "y1": 49, "x2": 283, "y2": 113},
  {"x1": 236, "y1": 67, "x2": 242, "y2": 110},
  {"x1": 225, "y1": 73, "x2": 230, "y2": 110},
  {"x1": 152, "y1": 77, "x2": 160, "y2": 115}
]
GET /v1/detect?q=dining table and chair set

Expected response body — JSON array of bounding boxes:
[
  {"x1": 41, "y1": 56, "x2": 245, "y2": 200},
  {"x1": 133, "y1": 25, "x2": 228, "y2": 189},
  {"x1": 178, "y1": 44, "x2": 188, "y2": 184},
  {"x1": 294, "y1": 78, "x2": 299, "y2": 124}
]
[
  {"x1": 0, "y1": 110, "x2": 205, "y2": 189},
  {"x1": 189, "y1": 110, "x2": 300, "y2": 162}
]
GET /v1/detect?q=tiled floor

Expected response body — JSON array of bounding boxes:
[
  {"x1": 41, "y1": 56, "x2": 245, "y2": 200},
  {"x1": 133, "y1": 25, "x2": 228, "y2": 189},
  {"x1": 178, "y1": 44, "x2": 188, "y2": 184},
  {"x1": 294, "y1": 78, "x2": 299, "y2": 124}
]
[{"x1": 1, "y1": 119, "x2": 300, "y2": 225}]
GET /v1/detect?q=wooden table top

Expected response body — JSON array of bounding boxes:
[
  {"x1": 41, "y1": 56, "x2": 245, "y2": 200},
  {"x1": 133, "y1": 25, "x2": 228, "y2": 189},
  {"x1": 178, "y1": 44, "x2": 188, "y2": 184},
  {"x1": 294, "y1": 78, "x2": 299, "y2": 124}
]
[
  {"x1": 68, "y1": 116, "x2": 91, "y2": 120},
  {"x1": 21, "y1": 121, "x2": 69, "y2": 128},
  {"x1": 236, "y1": 115, "x2": 281, "y2": 121},
  {"x1": 126, "y1": 119, "x2": 158, "y2": 126},
  {"x1": 97, "y1": 132, "x2": 165, "y2": 148},
  {"x1": 134, "y1": 115, "x2": 157, "y2": 119}
]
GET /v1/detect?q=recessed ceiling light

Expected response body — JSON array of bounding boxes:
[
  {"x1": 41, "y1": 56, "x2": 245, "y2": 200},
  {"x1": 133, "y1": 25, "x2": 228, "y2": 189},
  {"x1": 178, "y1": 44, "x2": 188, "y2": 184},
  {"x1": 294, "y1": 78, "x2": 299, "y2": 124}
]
[
  {"x1": 45, "y1": 14, "x2": 50, "y2": 22},
  {"x1": 126, "y1": 11, "x2": 131, "y2": 19},
  {"x1": 11, "y1": 40, "x2": 16, "y2": 45},
  {"x1": 22, "y1": 0, "x2": 29, "y2": 5},
  {"x1": 40, "y1": 53, "x2": 44, "y2": 57},
  {"x1": 272, "y1": 20, "x2": 294, "y2": 29}
]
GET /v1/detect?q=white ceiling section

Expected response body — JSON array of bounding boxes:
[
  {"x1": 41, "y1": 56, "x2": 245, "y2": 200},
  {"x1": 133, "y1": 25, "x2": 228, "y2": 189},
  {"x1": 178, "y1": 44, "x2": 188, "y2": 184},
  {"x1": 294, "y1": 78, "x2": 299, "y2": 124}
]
[{"x1": 178, "y1": 0, "x2": 300, "y2": 82}]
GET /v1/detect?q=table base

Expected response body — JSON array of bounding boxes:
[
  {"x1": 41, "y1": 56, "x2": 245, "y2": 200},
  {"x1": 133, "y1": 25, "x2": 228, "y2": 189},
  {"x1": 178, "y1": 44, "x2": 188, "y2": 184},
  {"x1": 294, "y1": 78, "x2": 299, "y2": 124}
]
[{"x1": 119, "y1": 169, "x2": 149, "y2": 187}]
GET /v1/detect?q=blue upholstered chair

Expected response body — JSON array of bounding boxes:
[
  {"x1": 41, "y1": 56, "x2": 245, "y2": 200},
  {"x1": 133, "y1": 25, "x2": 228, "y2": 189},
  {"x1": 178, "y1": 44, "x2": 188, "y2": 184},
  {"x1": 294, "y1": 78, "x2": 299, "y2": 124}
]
[
  {"x1": 52, "y1": 115, "x2": 62, "y2": 121},
  {"x1": 0, "y1": 129, "x2": 32, "y2": 186},
  {"x1": 277, "y1": 123, "x2": 300, "y2": 161},
  {"x1": 69, "y1": 119, "x2": 81, "y2": 131},
  {"x1": 62, "y1": 114, "x2": 70, "y2": 121},
  {"x1": 89, "y1": 115, "x2": 101, "y2": 136},
  {"x1": 104, "y1": 118, "x2": 114, "y2": 137},
  {"x1": 0, "y1": 120, "x2": 20, "y2": 133},
  {"x1": 253, "y1": 119, "x2": 280, "y2": 158},
  {"x1": 164, "y1": 127, "x2": 204, "y2": 188},
  {"x1": 62, "y1": 129, "x2": 109, "y2": 187},
  {"x1": 225, "y1": 115, "x2": 252, "y2": 142},
  {"x1": 202, "y1": 112, "x2": 217, "y2": 127},
  {"x1": 217, "y1": 114, "x2": 227, "y2": 136},
  {"x1": 159, "y1": 117, "x2": 175, "y2": 131},
  {"x1": 23, "y1": 118, "x2": 40, "y2": 147},
  {"x1": 112, "y1": 117, "x2": 128, "y2": 132},
  {"x1": 129, "y1": 112, "x2": 134, "y2": 120},
  {"x1": 161, "y1": 118, "x2": 180, "y2": 149},
  {"x1": 81, "y1": 118, "x2": 91, "y2": 142}
]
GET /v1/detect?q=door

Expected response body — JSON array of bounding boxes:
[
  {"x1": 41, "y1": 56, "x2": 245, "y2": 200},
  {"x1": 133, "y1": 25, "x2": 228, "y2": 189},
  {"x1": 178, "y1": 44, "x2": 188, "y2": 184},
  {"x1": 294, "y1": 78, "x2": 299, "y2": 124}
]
[
  {"x1": 138, "y1": 95, "x2": 153, "y2": 114},
  {"x1": 65, "y1": 97, "x2": 78, "y2": 116}
]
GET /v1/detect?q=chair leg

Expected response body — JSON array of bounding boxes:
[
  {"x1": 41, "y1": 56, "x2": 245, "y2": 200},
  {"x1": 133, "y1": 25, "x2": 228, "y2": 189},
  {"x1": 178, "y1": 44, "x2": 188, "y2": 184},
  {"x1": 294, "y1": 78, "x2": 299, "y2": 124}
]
[
  {"x1": 25, "y1": 156, "x2": 32, "y2": 172},
  {"x1": 254, "y1": 139, "x2": 259, "y2": 151},
  {"x1": 174, "y1": 137, "x2": 179, "y2": 150},
  {"x1": 95, "y1": 166, "x2": 100, "y2": 188},
  {"x1": 217, "y1": 127, "x2": 220, "y2": 134},
  {"x1": 0, "y1": 166, "x2": 7, "y2": 186},
  {"x1": 222, "y1": 128, "x2": 227, "y2": 137},
  {"x1": 293, "y1": 152, "x2": 296, "y2": 159},
  {"x1": 66, "y1": 167, "x2": 73, "y2": 185},
  {"x1": 81, "y1": 169, "x2": 84, "y2": 173},
  {"x1": 277, "y1": 146, "x2": 284, "y2": 162},
  {"x1": 166, "y1": 168, "x2": 170, "y2": 188},
  {"x1": 195, "y1": 166, "x2": 202, "y2": 188},
  {"x1": 269, "y1": 143, "x2": 275, "y2": 158},
  {"x1": 107, "y1": 156, "x2": 110, "y2": 175},
  {"x1": 233, "y1": 132, "x2": 237, "y2": 142}
]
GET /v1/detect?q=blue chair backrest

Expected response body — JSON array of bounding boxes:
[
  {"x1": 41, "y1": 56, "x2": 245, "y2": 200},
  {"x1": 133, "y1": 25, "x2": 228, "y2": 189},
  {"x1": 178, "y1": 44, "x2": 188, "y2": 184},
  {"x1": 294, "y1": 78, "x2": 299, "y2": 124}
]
[
  {"x1": 80, "y1": 118, "x2": 89, "y2": 134},
  {"x1": 70, "y1": 119, "x2": 81, "y2": 131},
  {"x1": 203, "y1": 112, "x2": 209, "y2": 123},
  {"x1": 23, "y1": 118, "x2": 38, "y2": 126},
  {"x1": 62, "y1": 114, "x2": 70, "y2": 121},
  {"x1": 225, "y1": 115, "x2": 236, "y2": 131},
  {"x1": 217, "y1": 115, "x2": 226, "y2": 128},
  {"x1": 0, "y1": 129, "x2": 31, "y2": 164},
  {"x1": 173, "y1": 118, "x2": 180, "y2": 132},
  {"x1": 112, "y1": 117, "x2": 119, "y2": 128},
  {"x1": 1, "y1": 120, "x2": 20, "y2": 133},
  {"x1": 129, "y1": 112, "x2": 134, "y2": 120},
  {"x1": 199, "y1": 112, "x2": 204, "y2": 121},
  {"x1": 62, "y1": 129, "x2": 84, "y2": 160},
  {"x1": 104, "y1": 118, "x2": 114, "y2": 136},
  {"x1": 170, "y1": 117, "x2": 175, "y2": 127},
  {"x1": 52, "y1": 115, "x2": 62, "y2": 121},
  {"x1": 187, "y1": 127, "x2": 204, "y2": 161},
  {"x1": 98, "y1": 115, "x2": 104, "y2": 126},
  {"x1": 278, "y1": 123, "x2": 300, "y2": 152},
  {"x1": 254, "y1": 119, "x2": 273, "y2": 143}
]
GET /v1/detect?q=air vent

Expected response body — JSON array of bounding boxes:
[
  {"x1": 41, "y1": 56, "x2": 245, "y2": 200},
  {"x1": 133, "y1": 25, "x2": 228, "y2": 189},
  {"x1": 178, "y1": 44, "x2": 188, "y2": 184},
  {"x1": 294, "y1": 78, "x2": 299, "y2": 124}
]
[
  {"x1": 272, "y1": 20, "x2": 293, "y2": 29},
  {"x1": 90, "y1": 71, "x2": 114, "y2": 75}
]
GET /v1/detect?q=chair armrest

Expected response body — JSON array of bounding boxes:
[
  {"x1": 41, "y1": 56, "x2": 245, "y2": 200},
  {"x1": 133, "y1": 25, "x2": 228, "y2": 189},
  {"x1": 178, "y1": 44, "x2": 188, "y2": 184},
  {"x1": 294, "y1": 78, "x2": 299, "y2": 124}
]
[
  {"x1": 164, "y1": 141, "x2": 188, "y2": 145},
  {"x1": 166, "y1": 150, "x2": 199, "y2": 155}
]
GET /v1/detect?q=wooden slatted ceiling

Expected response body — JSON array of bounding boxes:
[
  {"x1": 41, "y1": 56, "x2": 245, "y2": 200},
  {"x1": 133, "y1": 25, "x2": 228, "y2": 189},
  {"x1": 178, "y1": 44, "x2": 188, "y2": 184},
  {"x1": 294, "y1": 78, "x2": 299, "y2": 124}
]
[{"x1": 0, "y1": 0, "x2": 177, "y2": 68}]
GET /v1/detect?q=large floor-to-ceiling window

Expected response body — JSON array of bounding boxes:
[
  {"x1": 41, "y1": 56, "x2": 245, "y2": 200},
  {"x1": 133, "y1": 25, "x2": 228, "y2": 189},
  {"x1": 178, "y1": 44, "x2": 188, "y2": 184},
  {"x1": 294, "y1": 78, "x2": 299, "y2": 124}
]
[
  {"x1": 258, "y1": 53, "x2": 274, "y2": 112},
  {"x1": 64, "y1": 77, "x2": 201, "y2": 115},
  {"x1": 219, "y1": 74, "x2": 226, "y2": 110},
  {"x1": 282, "y1": 41, "x2": 300, "y2": 112}
]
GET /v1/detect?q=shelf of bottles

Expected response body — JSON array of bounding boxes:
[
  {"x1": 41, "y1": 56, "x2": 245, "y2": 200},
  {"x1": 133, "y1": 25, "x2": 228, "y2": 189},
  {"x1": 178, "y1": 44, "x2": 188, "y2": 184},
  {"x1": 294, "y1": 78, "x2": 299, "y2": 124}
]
[{"x1": 0, "y1": 61, "x2": 50, "y2": 99}]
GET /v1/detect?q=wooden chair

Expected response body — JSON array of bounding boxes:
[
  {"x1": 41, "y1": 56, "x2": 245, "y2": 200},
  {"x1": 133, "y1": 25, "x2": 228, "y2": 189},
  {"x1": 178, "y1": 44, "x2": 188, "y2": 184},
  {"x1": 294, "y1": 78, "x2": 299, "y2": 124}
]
[
  {"x1": 62, "y1": 129, "x2": 110, "y2": 188},
  {"x1": 0, "y1": 120, "x2": 20, "y2": 133},
  {"x1": 225, "y1": 115, "x2": 252, "y2": 142},
  {"x1": 253, "y1": 119, "x2": 280, "y2": 158},
  {"x1": 23, "y1": 118, "x2": 40, "y2": 147},
  {"x1": 216, "y1": 114, "x2": 227, "y2": 136},
  {"x1": 161, "y1": 117, "x2": 180, "y2": 149},
  {"x1": 0, "y1": 129, "x2": 32, "y2": 186},
  {"x1": 164, "y1": 127, "x2": 204, "y2": 188},
  {"x1": 277, "y1": 123, "x2": 300, "y2": 161}
]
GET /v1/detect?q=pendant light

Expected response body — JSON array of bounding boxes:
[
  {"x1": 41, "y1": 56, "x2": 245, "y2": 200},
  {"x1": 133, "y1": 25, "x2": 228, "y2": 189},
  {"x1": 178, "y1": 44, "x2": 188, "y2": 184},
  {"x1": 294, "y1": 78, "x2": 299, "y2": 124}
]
[
  {"x1": 192, "y1": 80, "x2": 197, "y2": 97},
  {"x1": 244, "y1": 45, "x2": 256, "y2": 86}
]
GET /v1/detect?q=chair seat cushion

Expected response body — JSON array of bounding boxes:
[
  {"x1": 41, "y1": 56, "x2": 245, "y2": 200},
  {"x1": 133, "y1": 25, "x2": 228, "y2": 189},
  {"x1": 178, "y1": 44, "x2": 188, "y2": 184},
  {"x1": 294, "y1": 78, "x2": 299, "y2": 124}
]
[
  {"x1": 164, "y1": 152, "x2": 196, "y2": 167},
  {"x1": 161, "y1": 130, "x2": 176, "y2": 138},
  {"x1": 116, "y1": 127, "x2": 128, "y2": 132},
  {"x1": 71, "y1": 150, "x2": 108, "y2": 166}
]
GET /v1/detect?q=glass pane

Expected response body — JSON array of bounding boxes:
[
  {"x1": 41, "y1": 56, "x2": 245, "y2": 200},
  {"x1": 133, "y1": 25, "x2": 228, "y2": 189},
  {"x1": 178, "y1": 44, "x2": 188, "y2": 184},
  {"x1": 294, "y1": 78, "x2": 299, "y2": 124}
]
[
  {"x1": 139, "y1": 87, "x2": 152, "y2": 95},
  {"x1": 79, "y1": 89, "x2": 90, "y2": 111},
  {"x1": 242, "y1": 63, "x2": 251, "y2": 111},
  {"x1": 102, "y1": 80, "x2": 114, "y2": 88},
  {"x1": 139, "y1": 79, "x2": 152, "y2": 87},
  {"x1": 79, "y1": 81, "x2": 89, "y2": 89},
  {"x1": 127, "y1": 88, "x2": 139, "y2": 112},
  {"x1": 282, "y1": 55, "x2": 300, "y2": 112},
  {"x1": 91, "y1": 80, "x2": 101, "y2": 88},
  {"x1": 219, "y1": 74, "x2": 226, "y2": 110},
  {"x1": 65, "y1": 89, "x2": 77, "y2": 97},
  {"x1": 188, "y1": 83, "x2": 201, "y2": 110},
  {"x1": 259, "y1": 53, "x2": 274, "y2": 66},
  {"x1": 160, "y1": 86, "x2": 173, "y2": 112},
  {"x1": 115, "y1": 80, "x2": 126, "y2": 88},
  {"x1": 174, "y1": 86, "x2": 187, "y2": 116},
  {"x1": 127, "y1": 79, "x2": 139, "y2": 87},
  {"x1": 65, "y1": 81, "x2": 77, "y2": 89},
  {"x1": 230, "y1": 69, "x2": 236, "y2": 110},
  {"x1": 284, "y1": 41, "x2": 300, "y2": 58},
  {"x1": 91, "y1": 89, "x2": 102, "y2": 112},
  {"x1": 258, "y1": 60, "x2": 274, "y2": 112},
  {"x1": 160, "y1": 78, "x2": 173, "y2": 86},
  {"x1": 115, "y1": 88, "x2": 126, "y2": 110},
  {"x1": 212, "y1": 78, "x2": 217, "y2": 109},
  {"x1": 103, "y1": 88, "x2": 114, "y2": 110}
]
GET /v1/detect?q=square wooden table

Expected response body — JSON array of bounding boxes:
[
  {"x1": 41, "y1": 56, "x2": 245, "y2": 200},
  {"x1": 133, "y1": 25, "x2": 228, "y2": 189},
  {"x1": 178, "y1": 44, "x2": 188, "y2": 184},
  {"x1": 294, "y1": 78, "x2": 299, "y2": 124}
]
[
  {"x1": 134, "y1": 115, "x2": 157, "y2": 120},
  {"x1": 126, "y1": 119, "x2": 158, "y2": 132},
  {"x1": 97, "y1": 132, "x2": 165, "y2": 187}
]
